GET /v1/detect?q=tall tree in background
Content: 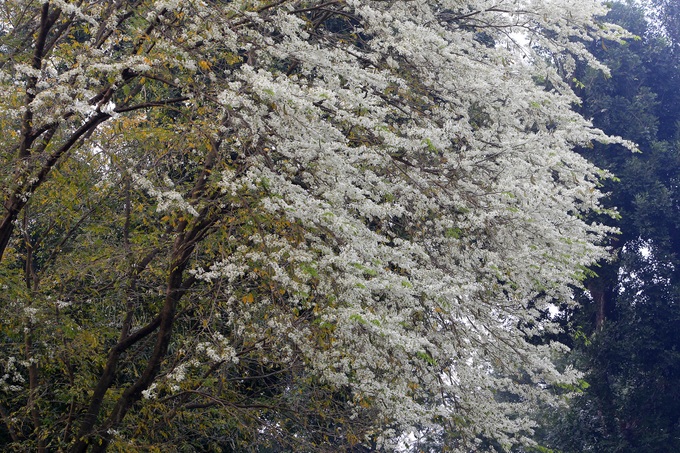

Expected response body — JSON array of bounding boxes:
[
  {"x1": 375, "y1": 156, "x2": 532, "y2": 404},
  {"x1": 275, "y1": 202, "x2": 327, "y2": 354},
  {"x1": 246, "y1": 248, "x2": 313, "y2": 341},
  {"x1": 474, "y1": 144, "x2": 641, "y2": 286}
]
[
  {"x1": 544, "y1": 2, "x2": 680, "y2": 451},
  {"x1": 648, "y1": 0, "x2": 680, "y2": 50},
  {"x1": 0, "y1": 1, "x2": 628, "y2": 451}
]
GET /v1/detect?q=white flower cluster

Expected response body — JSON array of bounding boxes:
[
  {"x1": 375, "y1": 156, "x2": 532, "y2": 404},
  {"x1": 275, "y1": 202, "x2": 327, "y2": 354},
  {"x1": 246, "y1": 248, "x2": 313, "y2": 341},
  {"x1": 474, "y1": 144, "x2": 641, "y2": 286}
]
[
  {"x1": 196, "y1": 333, "x2": 239, "y2": 364},
  {"x1": 130, "y1": 171, "x2": 199, "y2": 217},
  {"x1": 0, "y1": 356, "x2": 25, "y2": 393},
  {"x1": 141, "y1": 383, "x2": 158, "y2": 400}
]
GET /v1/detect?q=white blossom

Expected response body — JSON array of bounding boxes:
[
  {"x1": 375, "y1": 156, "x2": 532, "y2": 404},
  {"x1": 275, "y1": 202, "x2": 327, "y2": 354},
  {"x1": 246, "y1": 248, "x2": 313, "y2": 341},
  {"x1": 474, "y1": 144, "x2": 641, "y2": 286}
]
[{"x1": 0, "y1": 0, "x2": 632, "y2": 450}]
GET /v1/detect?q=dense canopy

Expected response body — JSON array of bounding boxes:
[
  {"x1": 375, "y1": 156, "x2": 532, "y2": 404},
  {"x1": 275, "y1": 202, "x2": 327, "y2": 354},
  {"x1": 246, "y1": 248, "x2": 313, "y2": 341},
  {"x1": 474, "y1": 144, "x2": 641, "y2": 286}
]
[
  {"x1": 539, "y1": 2, "x2": 680, "y2": 451},
  {"x1": 0, "y1": 1, "x2": 628, "y2": 451}
]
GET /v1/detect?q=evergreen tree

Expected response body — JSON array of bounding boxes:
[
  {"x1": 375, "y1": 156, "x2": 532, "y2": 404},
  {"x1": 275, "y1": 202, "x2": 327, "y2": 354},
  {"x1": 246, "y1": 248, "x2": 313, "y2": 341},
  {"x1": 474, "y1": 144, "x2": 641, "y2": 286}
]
[{"x1": 544, "y1": 2, "x2": 680, "y2": 451}]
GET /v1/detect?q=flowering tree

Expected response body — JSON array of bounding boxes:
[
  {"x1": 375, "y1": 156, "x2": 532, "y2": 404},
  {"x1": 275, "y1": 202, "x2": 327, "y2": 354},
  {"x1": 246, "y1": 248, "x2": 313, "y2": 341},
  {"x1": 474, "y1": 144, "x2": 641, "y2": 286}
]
[{"x1": 0, "y1": 0, "x2": 627, "y2": 451}]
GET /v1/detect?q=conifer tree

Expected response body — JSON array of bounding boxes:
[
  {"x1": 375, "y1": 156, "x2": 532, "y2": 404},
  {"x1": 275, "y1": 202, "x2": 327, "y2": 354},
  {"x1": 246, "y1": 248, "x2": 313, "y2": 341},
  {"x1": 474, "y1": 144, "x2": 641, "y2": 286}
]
[{"x1": 543, "y1": 2, "x2": 680, "y2": 451}]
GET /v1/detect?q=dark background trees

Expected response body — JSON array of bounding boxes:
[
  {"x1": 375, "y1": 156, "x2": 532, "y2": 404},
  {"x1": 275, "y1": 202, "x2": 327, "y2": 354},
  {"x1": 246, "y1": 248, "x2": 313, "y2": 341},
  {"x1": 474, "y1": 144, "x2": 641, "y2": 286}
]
[{"x1": 542, "y1": 2, "x2": 680, "y2": 451}]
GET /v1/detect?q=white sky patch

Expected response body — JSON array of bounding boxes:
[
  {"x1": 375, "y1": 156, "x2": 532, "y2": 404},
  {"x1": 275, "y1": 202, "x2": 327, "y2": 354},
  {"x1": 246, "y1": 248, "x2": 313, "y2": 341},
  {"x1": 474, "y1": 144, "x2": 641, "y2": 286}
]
[{"x1": 640, "y1": 245, "x2": 651, "y2": 259}]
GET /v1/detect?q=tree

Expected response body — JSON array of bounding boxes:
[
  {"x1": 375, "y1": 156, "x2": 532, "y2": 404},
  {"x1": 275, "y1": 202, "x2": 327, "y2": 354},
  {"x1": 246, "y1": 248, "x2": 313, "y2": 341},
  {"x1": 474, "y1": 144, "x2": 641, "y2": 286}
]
[
  {"x1": 0, "y1": 1, "x2": 627, "y2": 451},
  {"x1": 647, "y1": 0, "x2": 680, "y2": 51},
  {"x1": 539, "y1": 2, "x2": 680, "y2": 451}
]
